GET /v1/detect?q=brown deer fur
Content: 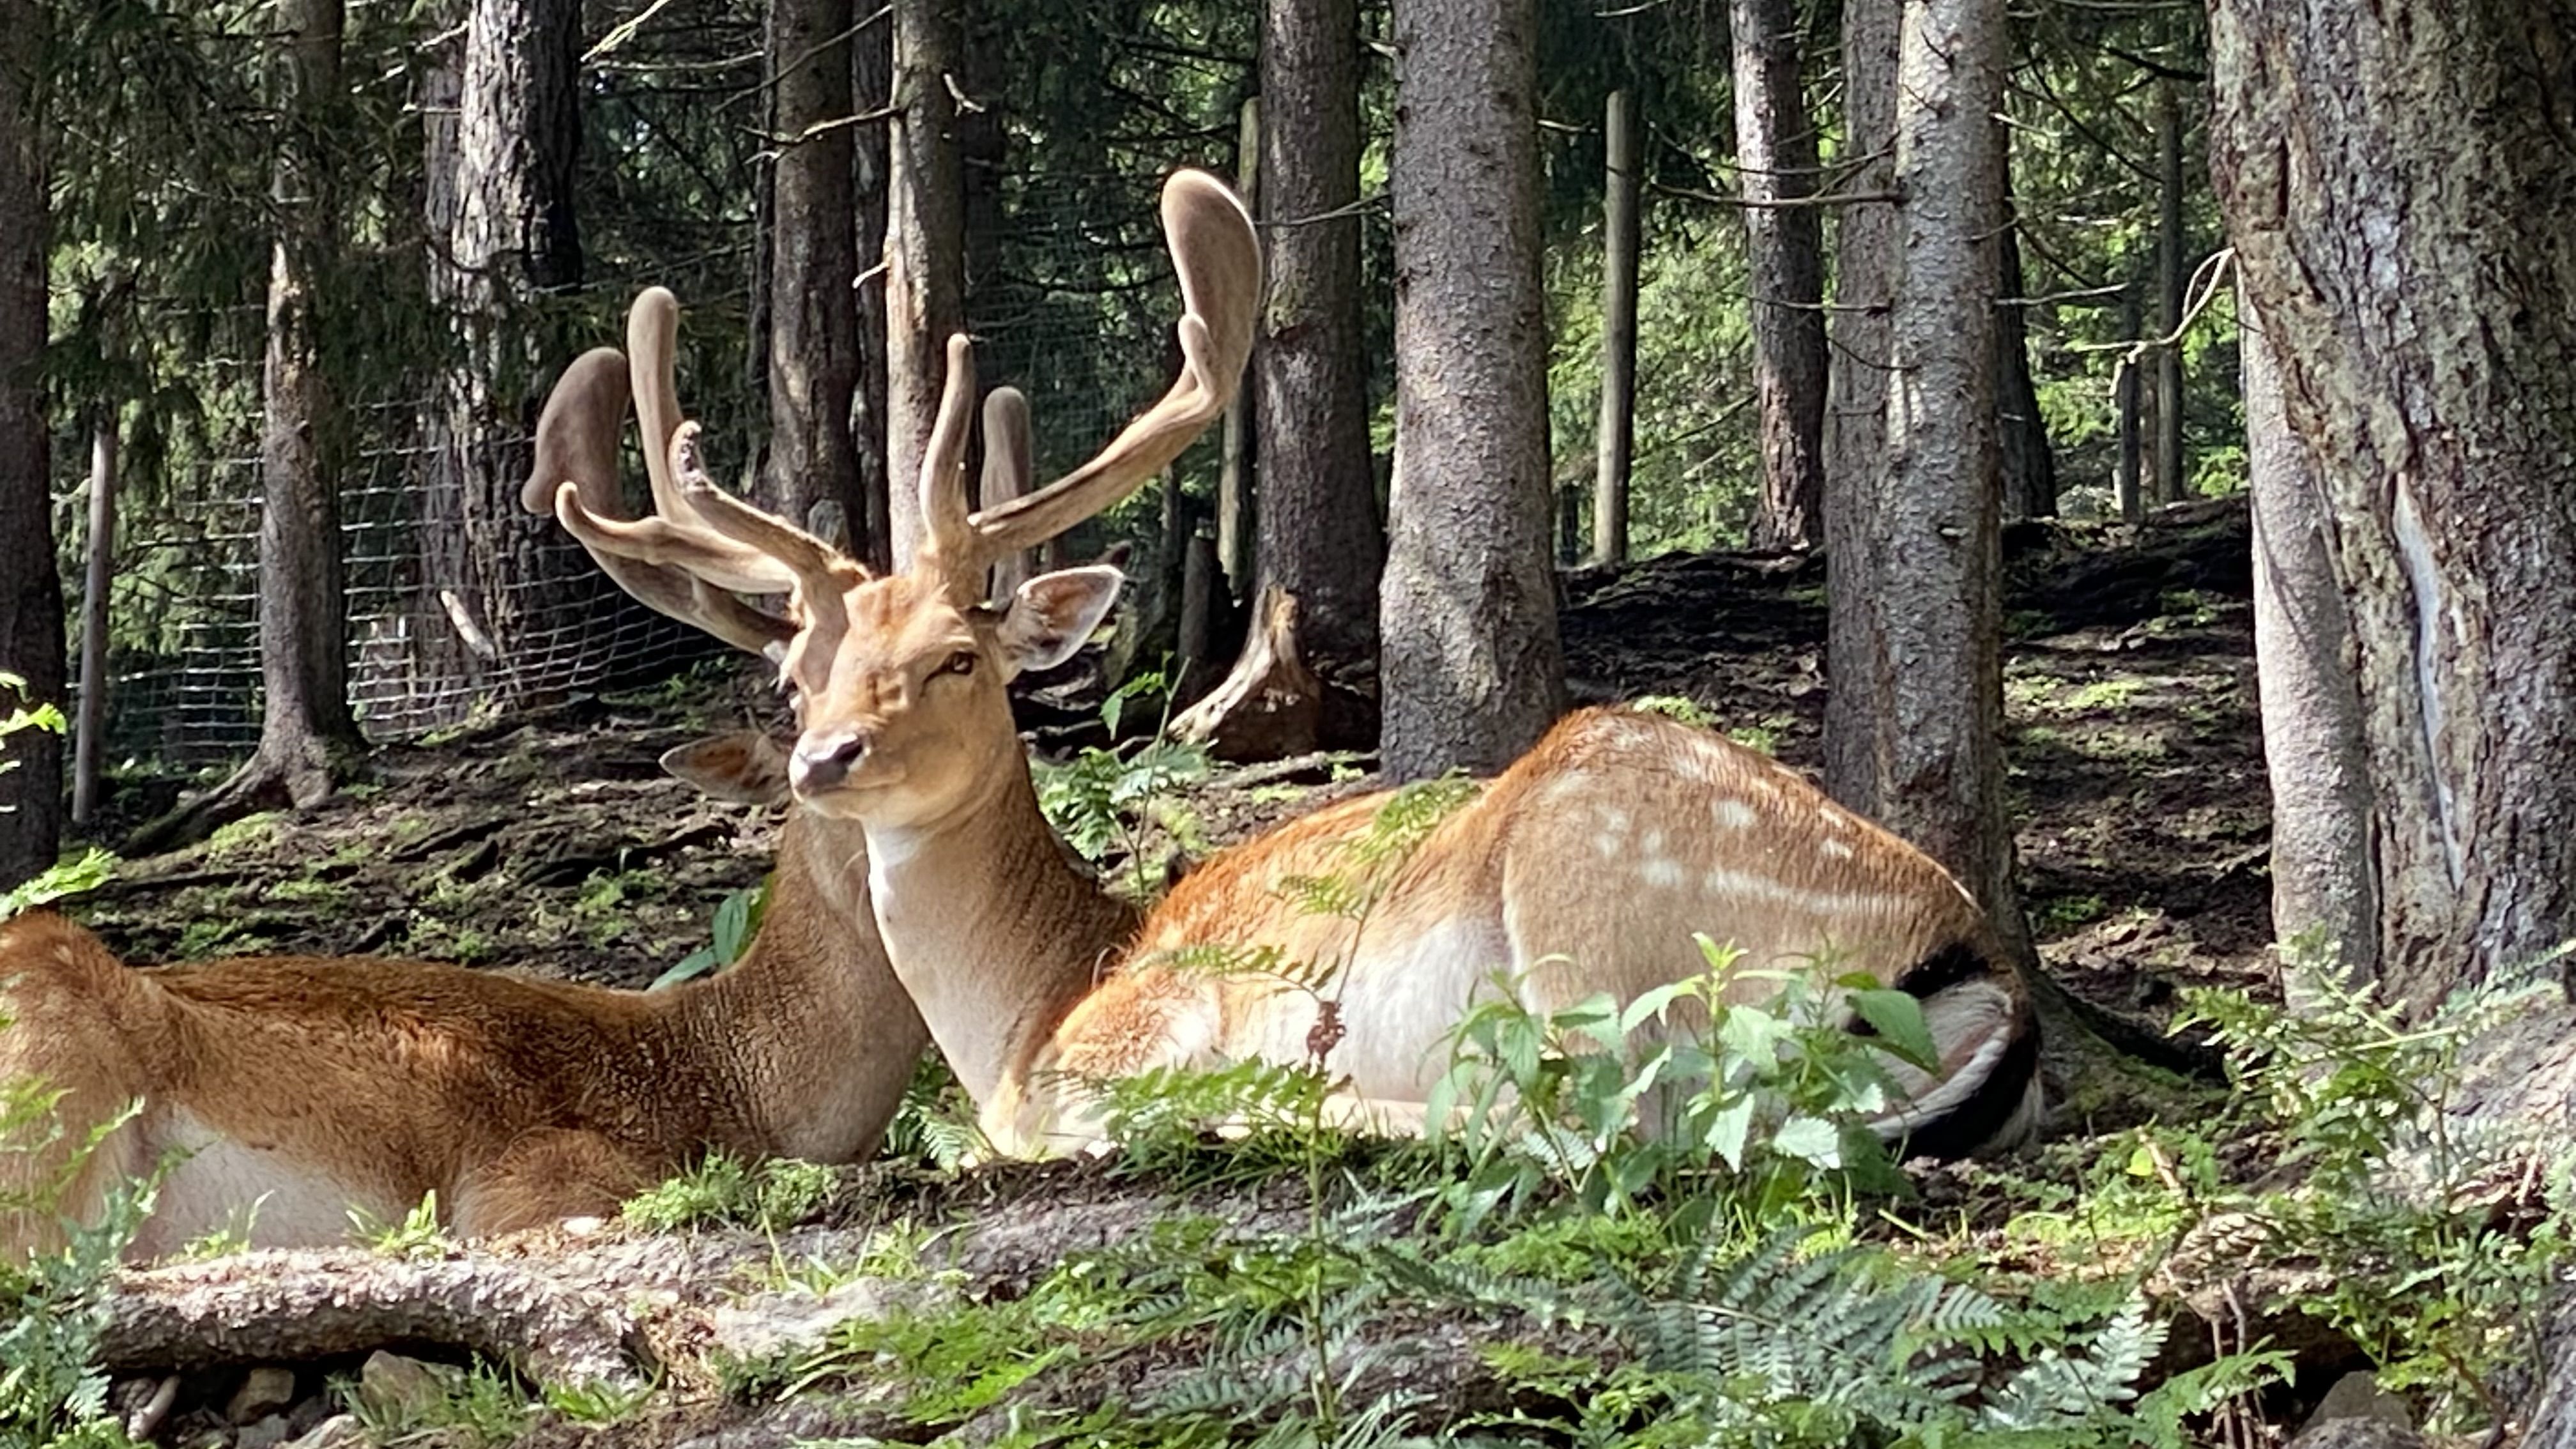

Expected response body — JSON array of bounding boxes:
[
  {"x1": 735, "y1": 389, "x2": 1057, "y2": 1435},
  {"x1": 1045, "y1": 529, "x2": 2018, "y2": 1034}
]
[{"x1": 0, "y1": 794, "x2": 924, "y2": 1259}]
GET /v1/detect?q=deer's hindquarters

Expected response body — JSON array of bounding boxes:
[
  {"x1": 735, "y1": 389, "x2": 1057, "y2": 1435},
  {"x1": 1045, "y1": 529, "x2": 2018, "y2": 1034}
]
[{"x1": 1010, "y1": 709, "x2": 2041, "y2": 1159}]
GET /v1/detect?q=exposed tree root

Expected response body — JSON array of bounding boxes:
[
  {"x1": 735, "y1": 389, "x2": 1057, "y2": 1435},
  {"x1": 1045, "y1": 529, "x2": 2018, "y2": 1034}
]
[
  {"x1": 101, "y1": 1247, "x2": 652, "y2": 1390},
  {"x1": 1172, "y1": 586, "x2": 1324, "y2": 762},
  {"x1": 124, "y1": 735, "x2": 342, "y2": 858}
]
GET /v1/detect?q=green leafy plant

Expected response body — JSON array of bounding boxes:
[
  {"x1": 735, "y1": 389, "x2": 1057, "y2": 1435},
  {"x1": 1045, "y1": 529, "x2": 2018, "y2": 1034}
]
[
  {"x1": 344, "y1": 1360, "x2": 530, "y2": 1449},
  {"x1": 0, "y1": 675, "x2": 114, "y2": 922},
  {"x1": 349, "y1": 1190, "x2": 450, "y2": 1260},
  {"x1": 651, "y1": 881, "x2": 770, "y2": 991},
  {"x1": 2, "y1": 1019, "x2": 152, "y2": 1448},
  {"x1": 2177, "y1": 950, "x2": 2572, "y2": 1432},
  {"x1": 1426, "y1": 939, "x2": 1929, "y2": 1234},
  {"x1": 620, "y1": 1152, "x2": 836, "y2": 1235}
]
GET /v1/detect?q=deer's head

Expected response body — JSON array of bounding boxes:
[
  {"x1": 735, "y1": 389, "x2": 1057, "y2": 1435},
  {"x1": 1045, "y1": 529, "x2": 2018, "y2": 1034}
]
[{"x1": 528, "y1": 171, "x2": 1260, "y2": 830}]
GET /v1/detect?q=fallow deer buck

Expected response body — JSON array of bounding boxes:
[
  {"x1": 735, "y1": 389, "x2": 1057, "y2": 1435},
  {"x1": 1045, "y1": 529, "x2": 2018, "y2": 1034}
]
[
  {"x1": 0, "y1": 749, "x2": 925, "y2": 1259},
  {"x1": 532, "y1": 169, "x2": 2041, "y2": 1162}
]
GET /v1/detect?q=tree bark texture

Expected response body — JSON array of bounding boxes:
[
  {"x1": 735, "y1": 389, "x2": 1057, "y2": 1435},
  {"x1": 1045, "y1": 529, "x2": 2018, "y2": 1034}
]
[
  {"x1": 883, "y1": 0, "x2": 967, "y2": 569},
  {"x1": 2153, "y1": 77, "x2": 2188, "y2": 505},
  {"x1": 1218, "y1": 95, "x2": 1260, "y2": 599},
  {"x1": 1731, "y1": 0, "x2": 1827, "y2": 552},
  {"x1": 1381, "y1": 0, "x2": 1564, "y2": 780},
  {"x1": 853, "y1": 15, "x2": 894, "y2": 572},
  {"x1": 1837, "y1": 0, "x2": 2027, "y2": 956},
  {"x1": 1995, "y1": 140, "x2": 2057, "y2": 520},
  {"x1": 2243, "y1": 300, "x2": 2377, "y2": 997},
  {"x1": 1592, "y1": 88, "x2": 1639, "y2": 567},
  {"x1": 0, "y1": 0, "x2": 61, "y2": 891},
  {"x1": 1256, "y1": 0, "x2": 1383, "y2": 679},
  {"x1": 1819, "y1": 0, "x2": 1899, "y2": 808},
  {"x1": 2210, "y1": 0, "x2": 2576, "y2": 1002},
  {"x1": 253, "y1": 0, "x2": 356, "y2": 808},
  {"x1": 427, "y1": 0, "x2": 586, "y2": 707},
  {"x1": 764, "y1": 0, "x2": 864, "y2": 539}
]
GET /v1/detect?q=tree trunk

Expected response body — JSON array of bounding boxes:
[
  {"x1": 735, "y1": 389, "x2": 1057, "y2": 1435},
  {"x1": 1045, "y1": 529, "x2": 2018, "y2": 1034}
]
[
  {"x1": 883, "y1": 0, "x2": 967, "y2": 569},
  {"x1": 1381, "y1": 0, "x2": 1563, "y2": 781},
  {"x1": 1591, "y1": 88, "x2": 1638, "y2": 567},
  {"x1": 1253, "y1": 0, "x2": 1383, "y2": 680},
  {"x1": 2210, "y1": 0, "x2": 2576, "y2": 1003},
  {"x1": 1820, "y1": 0, "x2": 1899, "y2": 807},
  {"x1": 764, "y1": 0, "x2": 864, "y2": 538},
  {"x1": 72, "y1": 422, "x2": 115, "y2": 826},
  {"x1": 2152, "y1": 77, "x2": 2188, "y2": 505},
  {"x1": 254, "y1": 0, "x2": 355, "y2": 803},
  {"x1": 1830, "y1": 0, "x2": 2028, "y2": 959},
  {"x1": 852, "y1": 13, "x2": 894, "y2": 572},
  {"x1": 1731, "y1": 0, "x2": 1827, "y2": 552},
  {"x1": 2242, "y1": 298, "x2": 2377, "y2": 999},
  {"x1": 0, "y1": 0, "x2": 59, "y2": 890},
  {"x1": 1995, "y1": 134, "x2": 2057, "y2": 520},
  {"x1": 427, "y1": 0, "x2": 586, "y2": 707},
  {"x1": 1218, "y1": 95, "x2": 1260, "y2": 601}
]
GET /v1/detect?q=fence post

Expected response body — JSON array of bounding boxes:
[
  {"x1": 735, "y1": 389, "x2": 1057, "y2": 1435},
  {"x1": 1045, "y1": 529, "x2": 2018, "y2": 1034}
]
[{"x1": 1593, "y1": 88, "x2": 1639, "y2": 566}]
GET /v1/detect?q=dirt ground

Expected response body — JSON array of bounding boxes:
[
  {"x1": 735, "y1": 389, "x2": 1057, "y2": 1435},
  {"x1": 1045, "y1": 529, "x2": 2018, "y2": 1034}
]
[{"x1": 67, "y1": 500, "x2": 2271, "y2": 1036}]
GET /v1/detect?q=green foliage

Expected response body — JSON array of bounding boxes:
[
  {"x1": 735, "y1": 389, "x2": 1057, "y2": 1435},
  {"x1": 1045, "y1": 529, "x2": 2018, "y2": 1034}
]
[
  {"x1": 1, "y1": 1039, "x2": 150, "y2": 1448},
  {"x1": 0, "y1": 677, "x2": 113, "y2": 923},
  {"x1": 1425, "y1": 942, "x2": 1926, "y2": 1234},
  {"x1": 2176, "y1": 953, "x2": 2572, "y2": 1430},
  {"x1": 651, "y1": 881, "x2": 770, "y2": 992},
  {"x1": 349, "y1": 1191, "x2": 450, "y2": 1261},
  {"x1": 1033, "y1": 679, "x2": 1212, "y2": 896},
  {"x1": 344, "y1": 1360, "x2": 531, "y2": 1449},
  {"x1": 620, "y1": 1153, "x2": 836, "y2": 1236}
]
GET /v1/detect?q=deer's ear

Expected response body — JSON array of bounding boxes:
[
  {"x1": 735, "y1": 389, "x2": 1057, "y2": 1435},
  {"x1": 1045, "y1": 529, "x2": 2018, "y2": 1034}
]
[
  {"x1": 995, "y1": 565, "x2": 1124, "y2": 677},
  {"x1": 662, "y1": 731, "x2": 792, "y2": 805}
]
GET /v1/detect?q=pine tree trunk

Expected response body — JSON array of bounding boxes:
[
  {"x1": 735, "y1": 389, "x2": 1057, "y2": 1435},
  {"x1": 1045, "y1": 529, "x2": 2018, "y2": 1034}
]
[
  {"x1": 1254, "y1": 0, "x2": 1382, "y2": 677},
  {"x1": 1830, "y1": 0, "x2": 2028, "y2": 957},
  {"x1": 883, "y1": 0, "x2": 966, "y2": 569},
  {"x1": 2242, "y1": 300, "x2": 2377, "y2": 997},
  {"x1": 1995, "y1": 137, "x2": 2057, "y2": 520},
  {"x1": 427, "y1": 0, "x2": 585, "y2": 707},
  {"x1": 1381, "y1": 0, "x2": 1564, "y2": 780},
  {"x1": 2211, "y1": 0, "x2": 2576, "y2": 1002},
  {"x1": 763, "y1": 0, "x2": 864, "y2": 539},
  {"x1": 252, "y1": 0, "x2": 354, "y2": 807},
  {"x1": 1820, "y1": 0, "x2": 1899, "y2": 807},
  {"x1": 852, "y1": 14, "x2": 894, "y2": 572},
  {"x1": 1731, "y1": 0, "x2": 1827, "y2": 552},
  {"x1": 0, "y1": 0, "x2": 59, "y2": 890}
]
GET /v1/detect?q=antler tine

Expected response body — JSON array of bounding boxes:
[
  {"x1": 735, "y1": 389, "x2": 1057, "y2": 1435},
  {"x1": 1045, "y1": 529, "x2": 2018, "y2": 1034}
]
[
  {"x1": 527, "y1": 344, "x2": 795, "y2": 656},
  {"x1": 981, "y1": 387, "x2": 1036, "y2": 599},
  {"x1": 668, "y1": 422, "x2": 859, "y2": 607},
  {"x1": 961, "y1": 170, "x2": 1261, "y2": 564},
  {"x1": 914, "y1": 334, "x2": 981, "y2": 588}
]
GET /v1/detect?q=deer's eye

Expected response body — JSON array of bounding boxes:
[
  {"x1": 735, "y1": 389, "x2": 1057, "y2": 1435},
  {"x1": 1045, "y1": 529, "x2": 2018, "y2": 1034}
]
[{"x1": 936, "y1": 649, "x2": 979, "y2": 678}]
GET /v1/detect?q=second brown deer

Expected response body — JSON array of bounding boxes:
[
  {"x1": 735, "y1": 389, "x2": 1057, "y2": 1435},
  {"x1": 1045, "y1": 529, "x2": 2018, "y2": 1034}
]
[{"x1": 532, "y1": 170, "x2": 2040, "y2": 1163}]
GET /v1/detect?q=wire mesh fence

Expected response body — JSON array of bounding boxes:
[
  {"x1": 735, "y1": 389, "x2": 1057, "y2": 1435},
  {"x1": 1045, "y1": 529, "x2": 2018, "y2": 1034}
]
[{"x1": 65, "y1": 415, "x2": 731, "y2": 774}]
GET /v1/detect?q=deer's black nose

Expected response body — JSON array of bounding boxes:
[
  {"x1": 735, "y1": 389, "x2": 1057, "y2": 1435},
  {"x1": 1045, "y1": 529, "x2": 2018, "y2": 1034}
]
[{"x1": 789, "y1": 729, "x2": 872, "y2": 793}]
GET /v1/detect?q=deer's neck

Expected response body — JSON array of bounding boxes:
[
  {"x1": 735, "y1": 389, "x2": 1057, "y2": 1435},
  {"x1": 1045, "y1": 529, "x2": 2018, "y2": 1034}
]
[
  {"x1": 672, "y1": 812, "x2": 925, "y2": 1162},
  {"x1": 861, "y1": 765, "x2": 1138, "y2": 1110}
]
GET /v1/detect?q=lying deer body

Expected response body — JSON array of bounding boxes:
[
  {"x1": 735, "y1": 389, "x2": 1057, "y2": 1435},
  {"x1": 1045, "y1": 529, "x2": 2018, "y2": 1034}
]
[
  {"x1": 534, "y1": 171, "x2": 2039, "y2": 1162},
  {"x1": 0, "y1": 797, "x2": 923, "y2": 1259}
]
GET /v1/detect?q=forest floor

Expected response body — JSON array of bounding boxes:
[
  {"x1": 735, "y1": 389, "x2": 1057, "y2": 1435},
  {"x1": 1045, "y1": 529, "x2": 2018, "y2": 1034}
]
[{"x1": 51, "y1": 501, "x2": 2306, "y2": 1449}]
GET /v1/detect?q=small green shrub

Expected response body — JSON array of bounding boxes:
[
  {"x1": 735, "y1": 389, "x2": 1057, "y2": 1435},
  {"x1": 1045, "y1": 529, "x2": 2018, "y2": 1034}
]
[{"x1": 620, "y1": 1152, "x2": 836, "y2": 1234}]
